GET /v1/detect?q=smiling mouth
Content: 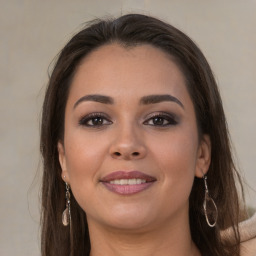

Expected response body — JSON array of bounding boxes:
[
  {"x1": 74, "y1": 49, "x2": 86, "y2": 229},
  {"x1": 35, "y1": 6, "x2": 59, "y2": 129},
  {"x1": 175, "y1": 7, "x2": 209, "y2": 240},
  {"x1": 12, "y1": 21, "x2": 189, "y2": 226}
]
[
  {"x1": 100, "y1": 171, "x2": 156, "y2": 195},
  {"x1": 109, "y1": 178, "x2": 146, "y2": 185}
]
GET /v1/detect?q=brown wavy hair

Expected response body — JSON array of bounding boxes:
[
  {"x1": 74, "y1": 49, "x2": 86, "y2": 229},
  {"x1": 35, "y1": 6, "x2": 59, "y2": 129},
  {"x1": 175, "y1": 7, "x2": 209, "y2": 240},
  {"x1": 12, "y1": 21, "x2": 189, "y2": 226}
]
[{"x1": 40, "y1": 14, "x2": 245, "y2": 256}]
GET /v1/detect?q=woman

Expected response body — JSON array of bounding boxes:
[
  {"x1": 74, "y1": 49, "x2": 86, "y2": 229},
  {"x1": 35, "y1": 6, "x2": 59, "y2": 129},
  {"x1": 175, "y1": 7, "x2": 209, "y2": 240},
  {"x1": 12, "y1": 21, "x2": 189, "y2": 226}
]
[{"x1": 40, "y1": 14, "x2": 253, "y2": 256}]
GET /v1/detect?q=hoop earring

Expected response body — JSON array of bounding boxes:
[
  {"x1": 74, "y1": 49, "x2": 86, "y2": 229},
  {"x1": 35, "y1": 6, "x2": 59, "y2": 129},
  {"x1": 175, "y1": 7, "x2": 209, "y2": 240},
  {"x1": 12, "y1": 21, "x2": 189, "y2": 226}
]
[
  {"x1": 62, "y1": 182, "x2": 71, "y2": 226},
  {"x1": 203, "y1": 174, "x2": 218, "y2": 227}
]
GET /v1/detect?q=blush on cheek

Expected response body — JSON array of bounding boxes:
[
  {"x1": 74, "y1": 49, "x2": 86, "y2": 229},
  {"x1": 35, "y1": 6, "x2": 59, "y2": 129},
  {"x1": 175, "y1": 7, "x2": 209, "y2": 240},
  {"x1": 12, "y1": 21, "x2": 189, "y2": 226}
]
[
  {"x1": 68, "y1": 178, "x2": 95, "y2": 212},
  {"x1": 157, "y1": 143, "x2": 197, "y2": 200}
]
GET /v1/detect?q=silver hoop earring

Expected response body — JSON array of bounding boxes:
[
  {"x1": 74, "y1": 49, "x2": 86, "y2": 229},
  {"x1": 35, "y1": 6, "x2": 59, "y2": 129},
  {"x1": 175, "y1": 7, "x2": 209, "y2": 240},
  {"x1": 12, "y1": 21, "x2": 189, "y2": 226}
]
[
  {"x1": 203, "y1": 174, "x2": 218, "y2": 227},
  {"x1": 62, "y1": 182, "x2": 71, "y2": 226}
]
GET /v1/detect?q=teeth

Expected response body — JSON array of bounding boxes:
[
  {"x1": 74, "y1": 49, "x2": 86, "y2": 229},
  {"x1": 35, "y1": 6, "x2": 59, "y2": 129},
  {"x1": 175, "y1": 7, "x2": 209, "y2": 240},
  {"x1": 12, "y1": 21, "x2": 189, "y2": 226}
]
[{"x1": 109, "y1": 179, "x2": 146, "y2": 185}]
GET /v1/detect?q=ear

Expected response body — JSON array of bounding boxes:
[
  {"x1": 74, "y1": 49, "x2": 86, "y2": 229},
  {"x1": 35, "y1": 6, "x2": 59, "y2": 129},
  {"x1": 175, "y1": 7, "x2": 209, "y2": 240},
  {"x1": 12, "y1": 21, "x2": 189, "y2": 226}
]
[
  {"x1": 57, "y1": 141, "x2": 70, "y2": 183},
  {"x1": 195, "y1": 135, "x2": 211, "y2": 178}
]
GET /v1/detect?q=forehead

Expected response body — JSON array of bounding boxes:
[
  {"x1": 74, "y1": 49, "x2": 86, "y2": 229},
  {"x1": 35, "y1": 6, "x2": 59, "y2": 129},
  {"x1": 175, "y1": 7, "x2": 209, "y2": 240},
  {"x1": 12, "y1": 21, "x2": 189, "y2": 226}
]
[{"x1": 68, "y1": 43, "x2": 189, "y2": 102}]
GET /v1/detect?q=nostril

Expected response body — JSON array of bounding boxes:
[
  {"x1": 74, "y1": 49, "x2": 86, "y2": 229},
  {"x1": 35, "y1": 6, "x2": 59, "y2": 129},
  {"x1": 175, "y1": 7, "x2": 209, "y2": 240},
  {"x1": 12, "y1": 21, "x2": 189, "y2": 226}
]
[{"x1": 111, "y1": 151, "x2": 142, "y2": 159}]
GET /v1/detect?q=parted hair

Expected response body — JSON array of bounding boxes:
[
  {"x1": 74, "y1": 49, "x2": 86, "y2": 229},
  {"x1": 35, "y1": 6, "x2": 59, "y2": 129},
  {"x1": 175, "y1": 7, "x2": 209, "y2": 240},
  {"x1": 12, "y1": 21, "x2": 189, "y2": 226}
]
[{"x1": 40, "y1": 14, "x2": 245, "y2": 256}]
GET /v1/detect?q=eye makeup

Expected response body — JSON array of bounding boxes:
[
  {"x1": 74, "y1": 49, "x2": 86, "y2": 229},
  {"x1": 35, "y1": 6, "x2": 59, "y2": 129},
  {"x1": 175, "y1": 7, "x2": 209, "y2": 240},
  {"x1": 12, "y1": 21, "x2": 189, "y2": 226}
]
[
  {"x1": 143, "y1": 111, "x2": 179, "y2": 127},
  {"x1": 78, "y1": 112, "x2": 112, "y2": 127}
]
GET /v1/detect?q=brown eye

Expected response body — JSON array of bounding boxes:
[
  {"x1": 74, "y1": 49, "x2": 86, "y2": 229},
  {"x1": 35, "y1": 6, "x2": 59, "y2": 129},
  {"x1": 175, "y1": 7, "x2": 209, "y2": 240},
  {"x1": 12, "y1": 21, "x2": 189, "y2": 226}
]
[
  {"x1": 152, "y1": 117, "x2": 166, "y2": 125},
  {"x1": 79, "y1": 113, "x2": 112, "y2": 127},
  {"x1": 144, "y1": 112, "x2": 178, "y2": 127},
  {"x1": 91, "y1": 117, "x2": 104, "y2": 126}
]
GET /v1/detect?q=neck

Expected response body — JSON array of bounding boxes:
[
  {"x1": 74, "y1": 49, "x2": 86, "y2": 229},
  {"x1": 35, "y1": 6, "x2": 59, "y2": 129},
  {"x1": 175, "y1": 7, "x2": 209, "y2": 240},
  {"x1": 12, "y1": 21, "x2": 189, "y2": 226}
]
[{"x1": 87, "y1": 209, "x2": 201, "y2": 256}]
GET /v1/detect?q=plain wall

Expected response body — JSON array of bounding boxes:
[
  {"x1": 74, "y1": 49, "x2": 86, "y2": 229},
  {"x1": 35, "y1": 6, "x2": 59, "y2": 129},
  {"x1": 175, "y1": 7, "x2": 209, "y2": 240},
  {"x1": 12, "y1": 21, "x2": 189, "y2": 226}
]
[{"x1": 0, "y1": 0, "x2": 255, "y2": 255}]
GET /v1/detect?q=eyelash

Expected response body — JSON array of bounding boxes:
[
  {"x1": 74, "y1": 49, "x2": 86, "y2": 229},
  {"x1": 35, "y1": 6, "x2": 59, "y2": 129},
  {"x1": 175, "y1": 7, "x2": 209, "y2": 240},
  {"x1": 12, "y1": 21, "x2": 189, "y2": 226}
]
[
  {"x1": 78, "y1": 112, "x2": 178, "y2": 128},
  {"x1": 79, "y1": 113, "x2": 112, "y2": 127},
  {"x1": 143, "y1": 112, "x2": 178, "y2": 127}
]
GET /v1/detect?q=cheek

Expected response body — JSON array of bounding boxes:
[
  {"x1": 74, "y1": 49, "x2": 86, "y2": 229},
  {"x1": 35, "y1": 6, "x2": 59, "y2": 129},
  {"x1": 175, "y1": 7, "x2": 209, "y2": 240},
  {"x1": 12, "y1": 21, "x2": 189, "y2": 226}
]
[
  {"x1": 63, "y1": 131, "x2": 108, "y2": 204},
  {"x1": 64, "y1": 129, "x2": 108, "y2": 174},
  {"x1": 150, "y1": 129, "x2": 198, "y2": 202},
  {"x1": 151, "y1": 125, "x2": 198, "y2": 169}
]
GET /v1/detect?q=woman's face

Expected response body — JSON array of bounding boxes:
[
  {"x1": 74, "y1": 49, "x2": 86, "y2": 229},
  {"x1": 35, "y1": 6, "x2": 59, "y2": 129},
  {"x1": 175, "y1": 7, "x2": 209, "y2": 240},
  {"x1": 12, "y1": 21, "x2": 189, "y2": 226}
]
[{"x1": 58, "y1": 43, "x2": 211, "y2": 231}]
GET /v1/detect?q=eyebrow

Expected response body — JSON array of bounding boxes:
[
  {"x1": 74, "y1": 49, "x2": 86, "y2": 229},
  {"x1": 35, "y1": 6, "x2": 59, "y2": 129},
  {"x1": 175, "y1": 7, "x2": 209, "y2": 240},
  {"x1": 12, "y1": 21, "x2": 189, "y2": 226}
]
[
  {"x1": 140, "y1": 94, "x2": 184, "y2": 109},
  {"x1": 73, "y1": 93, "x2": 184, "y2": 109},
  {"x1": 73, "y1": 94, "x2": 114, "y2": 109}
]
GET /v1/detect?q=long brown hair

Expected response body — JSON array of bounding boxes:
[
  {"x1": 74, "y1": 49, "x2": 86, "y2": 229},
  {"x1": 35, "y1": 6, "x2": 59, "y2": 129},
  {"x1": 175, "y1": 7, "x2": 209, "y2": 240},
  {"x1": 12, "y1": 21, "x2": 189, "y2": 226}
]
[{"x1": 40, "y1": 14, "x2": 245, "y2": 256}]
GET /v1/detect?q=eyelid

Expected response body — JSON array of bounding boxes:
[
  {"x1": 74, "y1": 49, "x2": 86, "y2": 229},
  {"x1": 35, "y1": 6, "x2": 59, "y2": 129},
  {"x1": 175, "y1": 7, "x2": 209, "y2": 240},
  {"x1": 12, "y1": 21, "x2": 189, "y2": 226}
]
[
  {"x1": 143, "y1": 111, "x2": 178, "y2": 126},
  {"x1": 78, "y1": 112, "x2": 112, "y2": 127}
]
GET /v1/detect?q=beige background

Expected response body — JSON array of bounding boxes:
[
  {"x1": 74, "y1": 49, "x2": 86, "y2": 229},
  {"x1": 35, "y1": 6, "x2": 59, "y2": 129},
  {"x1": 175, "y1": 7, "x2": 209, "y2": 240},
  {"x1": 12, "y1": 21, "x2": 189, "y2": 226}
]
[{"x1": 0, "y1": 0, "x2": 255, "y2": 255}]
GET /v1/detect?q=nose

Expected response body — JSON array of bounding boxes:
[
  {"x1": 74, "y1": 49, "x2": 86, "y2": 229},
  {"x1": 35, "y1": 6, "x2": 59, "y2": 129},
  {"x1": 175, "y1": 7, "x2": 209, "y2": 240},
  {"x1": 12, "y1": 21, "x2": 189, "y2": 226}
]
[{"x1": 109, "y1": 125, "x2": 147, "y2": 160}]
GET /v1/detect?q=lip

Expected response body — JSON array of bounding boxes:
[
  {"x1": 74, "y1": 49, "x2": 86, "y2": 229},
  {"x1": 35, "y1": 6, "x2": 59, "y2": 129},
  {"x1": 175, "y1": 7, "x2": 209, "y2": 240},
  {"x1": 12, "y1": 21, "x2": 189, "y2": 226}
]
[{"x1": 100, "y1": 171, "x2": 156, "y2": 195}]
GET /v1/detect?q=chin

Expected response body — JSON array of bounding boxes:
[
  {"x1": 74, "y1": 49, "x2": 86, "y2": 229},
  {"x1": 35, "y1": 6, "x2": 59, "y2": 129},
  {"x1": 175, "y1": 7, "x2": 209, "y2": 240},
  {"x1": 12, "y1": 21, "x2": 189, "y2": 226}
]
[
  {"x1": 90, "y1": 204, "x2": 155, "y2": 232},
  {"x1": 105, "y1": 215, "x2": 153, "y2": 232}
]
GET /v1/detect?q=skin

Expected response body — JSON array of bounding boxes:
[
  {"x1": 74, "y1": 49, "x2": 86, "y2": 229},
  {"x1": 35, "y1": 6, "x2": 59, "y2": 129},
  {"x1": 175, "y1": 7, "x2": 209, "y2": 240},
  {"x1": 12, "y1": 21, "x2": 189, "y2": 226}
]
[{"x1": 58, "y1": 43, "x2": 211, "y2": 256}]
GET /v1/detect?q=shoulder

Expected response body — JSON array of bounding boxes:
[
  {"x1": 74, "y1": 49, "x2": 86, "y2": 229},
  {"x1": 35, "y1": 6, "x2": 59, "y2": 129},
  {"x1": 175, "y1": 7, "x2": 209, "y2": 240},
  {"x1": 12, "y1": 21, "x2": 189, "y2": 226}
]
[
  {"x1": 239, "y1": 213, "x2": 256, "y2": 256},
  {"x1": 240, "y1": 237, "x2": 256, "y2": 256},
  {"x1": 220, "y1": 213, "x2": 256, "y2": 256}
]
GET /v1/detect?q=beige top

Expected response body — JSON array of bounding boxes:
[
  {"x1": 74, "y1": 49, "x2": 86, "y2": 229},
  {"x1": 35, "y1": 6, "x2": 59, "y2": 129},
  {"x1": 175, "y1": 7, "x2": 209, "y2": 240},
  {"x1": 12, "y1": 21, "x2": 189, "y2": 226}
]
[
  {"x1": 240, "y1": 213, "x2": 256, "y2": 256},
  {"x1": 220, "y1": 213, "x2": 256, "y2": 256}
]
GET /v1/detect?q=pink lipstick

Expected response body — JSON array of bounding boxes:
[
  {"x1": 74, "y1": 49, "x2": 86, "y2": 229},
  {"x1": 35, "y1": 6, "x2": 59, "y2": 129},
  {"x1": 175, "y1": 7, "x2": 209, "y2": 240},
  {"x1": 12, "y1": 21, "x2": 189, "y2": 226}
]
[{"x1": 100, "y1": 171, "x2": 156, "y2": 195}]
